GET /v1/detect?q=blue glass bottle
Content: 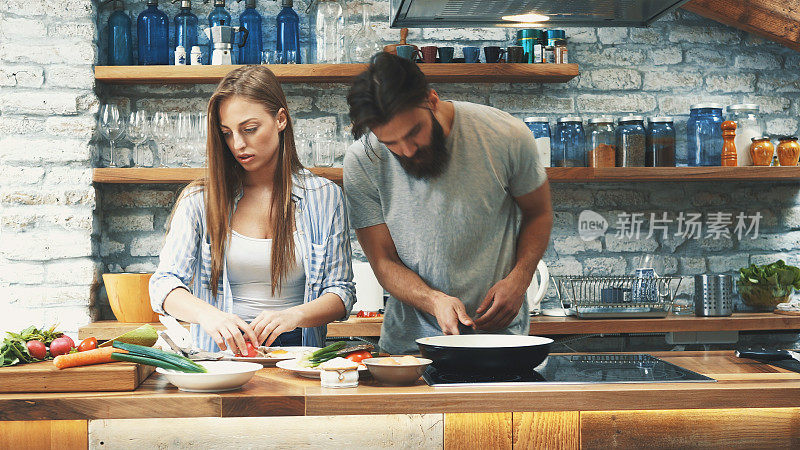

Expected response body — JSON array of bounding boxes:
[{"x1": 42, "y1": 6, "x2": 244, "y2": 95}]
[
  {"x1": 237, "y1": 0, "x2": 263, "y2": 65},
  {"x1": 137, "y1": 0, "x2": 169, "y2": 65},
  {"x1": 107, "y1": 0, "x2": 133, "y2": 65},
  {"x1": 553, "y1": 117, "x2": 585, "y2": 167},
  {"x1": 687, "y1": 104, "x2": 724, "y2": 166},
  {"x1": 173, "y1": 0, "x2": 198, "y2": 58},
  {"x1": 276, "y1": 0, "x2": 301, "y2": 63}
]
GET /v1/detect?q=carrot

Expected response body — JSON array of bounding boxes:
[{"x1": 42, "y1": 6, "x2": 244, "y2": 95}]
[{"x1": 53, "y1": 347, "x2": 126, "y2": 369}]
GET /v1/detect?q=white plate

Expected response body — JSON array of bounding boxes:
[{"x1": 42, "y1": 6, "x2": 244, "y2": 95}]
[
  {"x1": 156, "y1": 360, "x2": 262, "y2": 393},
  {"x1": 222, "y1": 346, "x2": 320, "y2": 365},
  {"x1": 276, "y1": 358, "x2": 369, "y2": 379}
]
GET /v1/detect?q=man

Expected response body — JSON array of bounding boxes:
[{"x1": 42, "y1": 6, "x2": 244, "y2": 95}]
[{"x1": 343, "y1": 53, "x2": 553, "y2": 354}]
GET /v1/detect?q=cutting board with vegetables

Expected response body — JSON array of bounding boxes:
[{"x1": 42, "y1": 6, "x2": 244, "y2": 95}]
[{"x1": 0, "y1": 360, "x2": 154, "y2": 393}]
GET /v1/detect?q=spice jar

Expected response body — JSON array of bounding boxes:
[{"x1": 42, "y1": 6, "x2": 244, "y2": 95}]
[
  {"x1": 726, "y1": 104, "x2": 763, "y2": 166},
  {"x1": 553, "y1": 38, "x2": 567, "y2": 64},
  {"x1": 687, "y1": 103, "x2": 724, "y2": 166},
  {"x1": 524, "y1": 117, "x2": 551, "y2": 167},
  {"x1": 587, "y1": 117, "x2": 616, "y2": 167},
  {"x1": 616, "y1": 115, "x2": 646, "y2": 167},
  {"x1": 749, "y1": 137, "x2": 774, "y2": 166},
  {"x1": 777, "y1": 136, "x2": 800, "y2": 166},
  {"x1": 646, "y1": 117, "x2": 676, "y2": 167},
  {"x1": 553, "y1": 117, "x2": 585, "y2": 167}
]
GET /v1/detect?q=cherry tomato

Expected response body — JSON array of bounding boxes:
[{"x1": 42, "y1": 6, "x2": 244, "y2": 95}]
[
  {"x1": 235, "y1": 341, "x2": 258, "y2": 358},
  {"x1": 345, "y1": 350, "x2": 373, "y2": 363},
  {"x1": 77, "y1": 337, "x2": 98, "y2": 352}
]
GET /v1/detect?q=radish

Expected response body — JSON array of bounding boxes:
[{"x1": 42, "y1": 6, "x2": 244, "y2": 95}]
[
  {"x1": 49, "y1": 337, "x2": 73, "y2": 357},
  {"x1": 26, "y1": 340, "x2": 47, "y2": 360}
]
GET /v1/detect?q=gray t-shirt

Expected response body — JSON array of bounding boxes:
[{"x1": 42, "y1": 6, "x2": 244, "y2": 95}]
[{"x1": 343, "y1": 101, "x2": 547, "y2": 354}]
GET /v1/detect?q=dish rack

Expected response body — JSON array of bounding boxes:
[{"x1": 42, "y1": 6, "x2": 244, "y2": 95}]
[{"x1": 551, "y1": 275, "x2": 683, "y2": 319}]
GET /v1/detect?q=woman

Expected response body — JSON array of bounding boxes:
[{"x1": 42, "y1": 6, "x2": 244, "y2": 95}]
[{"x1": 149, "y1": 65, "x2": 354, "y2": 355}]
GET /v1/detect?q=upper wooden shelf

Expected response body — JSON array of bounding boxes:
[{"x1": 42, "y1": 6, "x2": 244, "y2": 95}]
[
  {"x1": 92, "y1": 166, "x2": 800, "y2": 185},
  {"x1": 94, "y1": 63, "x2": 580, "y2": 84}
]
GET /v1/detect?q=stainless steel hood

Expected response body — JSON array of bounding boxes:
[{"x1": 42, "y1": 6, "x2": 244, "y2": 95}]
[{"x1": 389, "y1": 0, "x2": 692, "y2": 28}]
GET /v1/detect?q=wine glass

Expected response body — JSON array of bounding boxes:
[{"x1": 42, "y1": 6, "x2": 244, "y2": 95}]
[
  {"x1": 151, "y1": 111, "x2": 174, "y2": 167},
  {"x1": 127, "y1": 110, "x2": 150, "y2": 167},
  {"x1": 193, "y1": 112, "x2": 208, "y2": 164},
  {"x1": 314, "y1": 130, "x2": 335, "y2": 167},
  {"x1": 175, "y1": 112, "x2": 194, "y2": 167},
  {"x1": 98, "y1": 103, "x2": 125, "y2": 167}
]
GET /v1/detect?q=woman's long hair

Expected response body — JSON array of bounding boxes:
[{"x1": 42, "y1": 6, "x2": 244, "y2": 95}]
[{"x1": 176, "y1": 65, "x2": 303, "y2": 296}]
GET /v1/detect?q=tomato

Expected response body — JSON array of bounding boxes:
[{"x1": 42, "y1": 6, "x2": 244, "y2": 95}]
[
  {"x1": 77, "y1": 337, "x2": 98, "y2": 352},
  {"x1": 356, "y1": 310, "x2": 380, "y2": 318},
  {"x1": 345, "y1": 350, "x2": 373, "y2": 363},
  {"x1": 235, "y1": 341, "x2": 258, "y2": 358},
  {"x1": 26, "y1": 340, "x2": 47, "y2": 360}
]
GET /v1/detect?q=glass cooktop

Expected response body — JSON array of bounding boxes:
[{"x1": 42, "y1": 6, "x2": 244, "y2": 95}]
[{"x1": 422, "y1": 354, "x2": 715, "y2": 387}]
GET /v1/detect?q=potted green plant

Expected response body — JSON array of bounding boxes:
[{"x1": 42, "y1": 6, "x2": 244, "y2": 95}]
[{"x1": 737, "y1": 260, "x2": 800, "y2": 311}]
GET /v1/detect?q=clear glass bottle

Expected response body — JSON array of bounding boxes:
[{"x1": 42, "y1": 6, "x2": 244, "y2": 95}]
[
  {"x1": 314, "y1": 0, "x2": 345, "y2": 64},
  {"x1": 553, "y1": 117, "x2": 585, "y2": 167},
  {"x1": 616, "y1": 115, "x2": 646, "y2": 167},
  {"x1": 687, "y1": 103, "x2": 724, "y2": 166},
  {"x1": 726, "y1": 104, "x2": 762, "y2": 166},
  {"x1": 524, "y1": 117, "x2": 551, "y2": 168},
  {"x1": 646, "y1": 117, "x2": 676, "y2": 167},
  {"x1": 587, "y1": 117, "x2": 616, "y2": 168},
  {"x1": 137, "y1": 0, "x2": 169, "y2": 65},
  {"x1": 276, "y1": 0, "x2": 301, "y2": 64},
  {"x1": 347, "y1": 1, "x2": 382, "y2": 63}
]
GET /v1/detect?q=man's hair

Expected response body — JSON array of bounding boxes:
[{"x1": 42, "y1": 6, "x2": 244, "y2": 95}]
[{"x1": 347, "y1": 52, "x2": 430, "y2": 141}]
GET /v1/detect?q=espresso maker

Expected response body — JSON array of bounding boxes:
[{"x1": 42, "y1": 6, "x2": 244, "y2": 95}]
[{"x1": 204, "y1": 23, "x2": 249, "y2": 65}]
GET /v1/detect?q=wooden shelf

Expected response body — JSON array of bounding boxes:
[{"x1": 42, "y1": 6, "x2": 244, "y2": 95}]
[
  {"x1": 93, "y1": 166, "x2": 800, "y2": 185},
  {"x1": 94, "y1": 63, "x2": 579, "y2": 84}
]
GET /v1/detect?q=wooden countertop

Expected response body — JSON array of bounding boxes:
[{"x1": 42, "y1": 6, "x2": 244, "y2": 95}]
[
  {"x1": 2, "y1": 351, "x2": 799, "y2": 421},
  {"x1": 79, "y1": 313, "x2": 800, "y2": 340}
]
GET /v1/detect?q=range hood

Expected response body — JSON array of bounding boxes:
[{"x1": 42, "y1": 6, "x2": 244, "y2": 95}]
[{"x1": 389, "y1": 0, "x2": 693, "y2": 28}]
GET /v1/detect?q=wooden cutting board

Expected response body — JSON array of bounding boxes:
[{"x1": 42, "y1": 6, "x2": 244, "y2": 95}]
[{"x1": 0, "y1": 360, "x2": 155, "y2": 393}]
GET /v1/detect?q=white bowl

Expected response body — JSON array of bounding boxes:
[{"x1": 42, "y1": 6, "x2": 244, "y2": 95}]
[
  {"x1": 362, "y1": 357, "x2": 432, "y2": 386},
  {"x1": 156, "y1": 360, "x2": 262, "y2": 392}
]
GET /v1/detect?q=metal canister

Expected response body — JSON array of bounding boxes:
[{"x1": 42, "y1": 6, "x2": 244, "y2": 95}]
[
  {"x1": 694, "y1": 274, "x2": 733, "y2": 316},
  {"x1": 516, "y1": 29, "x2": 544, "y2": 63},
  {"x1": 546, "y1": 29, "x2": 565, "y2": 47}
]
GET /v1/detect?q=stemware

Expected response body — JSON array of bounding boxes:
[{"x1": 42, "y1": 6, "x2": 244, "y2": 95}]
[
  {"x1": 151, "y1": 111, "x2": 174, "y2": 167},
  {"x1": 98, "y1": 103, "x2": 126, "y2": 167},
  {"x1": 175, "y1": 112, "x2": 194, "y2": 167},
  {"x1": 314, "y1": 129, "x2": 335, "y2": 167},
  {"x1": 127, "y1": 110, "x2": 151, "y2": 167}
]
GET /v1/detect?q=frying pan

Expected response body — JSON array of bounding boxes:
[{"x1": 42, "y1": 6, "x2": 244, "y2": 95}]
[{"x1": 416, "y1": 334, "x2": 553, "y2": 374}]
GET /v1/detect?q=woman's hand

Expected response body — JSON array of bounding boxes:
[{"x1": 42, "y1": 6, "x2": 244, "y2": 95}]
[
  {"x1": 196, "y1": 309, "x2": 259, "y2": 355},
  {"x1": 251, "y1": 308, "x2": 304, "y2": 347}
]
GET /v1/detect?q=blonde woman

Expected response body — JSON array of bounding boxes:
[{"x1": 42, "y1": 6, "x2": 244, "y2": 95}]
[{"x1": 150, "y1": 66, "x2": 354, "y2": 354}]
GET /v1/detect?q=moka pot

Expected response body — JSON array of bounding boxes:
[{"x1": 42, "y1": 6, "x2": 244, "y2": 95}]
[{"x1": 204, "y1": 25, "x2": 248, "y2": 64}]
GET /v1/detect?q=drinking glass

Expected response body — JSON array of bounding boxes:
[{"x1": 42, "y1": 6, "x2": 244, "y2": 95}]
[
  {"x1": 261, "y1": 49, "x2": 276, "y2": 65},
  {"x1": 314, "y1": 130, "x2": 335, "y2": 167},
  {"x1": 151, "y1": 111, "x2": 174, "y2": 167},
  {"x1": 127, "y1": 110, "x2": 151, "y2": 167},
  {"x1": 192, "y1": 112, "x2": 207, "y2": 164},
  {"x1": 99, "y1": 103, "x2": 125, "y2": 167},
  {"x1": 286, "y1": 50, "x2": 297, "y2": 64},
  {"x1": 175, "y1": 112, "x2": 194, "y2": 167}
]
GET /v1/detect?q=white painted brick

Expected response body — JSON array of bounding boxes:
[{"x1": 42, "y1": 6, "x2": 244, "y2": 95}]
[
  {"x1": 100, "y1": 237, "x2": 125, "y2": 257},
  {"x1": 43, "y1": 167, "x2": 92, "y2": 186},
  {"x1": 583, "y1": 257, "x2": 627, "y2": 275},
  {"x1": 668, "y1": 26, "x2": 740, "y2": 44},
  {"x1": 574, "y1": 47, "x2": 647, "y2": 66},
  {"x1": 740, "y1": 232, "x2": 800, "y2": 251},
  {"x1": 684, "y1": 48, "x2": 730, "y2": 67},
  {"x1": 658, "y1": 95, "x2": 734, "y2": 115},
  {"x1": 488, "y1": 94, "x2": 574, "y2": 114},
  {"x1": 420, "y1": 27, "x2": 508, "y2": 42},
  {"x1": 734, "y1": 52, "x2": 782, "y2": 70},
  {"x1": 579, "y1": 69, "x2": 641, "y2": 90},
  {"x1": 48, "y1": 22, "x2": 96, "y2": 40},
  {"x1": 103, "y1": 189, "x2": 175, "y2": 208},
  {"x1": 45, "y1": 258, "x2": 99, "y2": 285},
  {"x1": 543, "y1": 256, "x2": 582, "y2": 276},
  {"x1": 749, "y1": 96, "x2": 791, "y2": 114},
  {"x1": 0, "y1": 262, "x2": 45, "y2": 284},
  {"x1": 0, "y1": 137, "x2": 90, "y2": 163},
  {"x1": 0, "y1": 17, "x2": 46, "y2": 39},
  {"x1": 0, "y1": 230, "x2": 92, "y2": 260},
  {"x1": 6, "y1": 285, "x2": 92, "y2": 307},
  {"x1": 124, "y1": 262, "x2": 158, "y2": 273},
  {"x1": 642, "y1": 71, "x2": 703, "y2": 91},
  {"x1": 680, "y1": 257, "x2": 706, "y2": 275},
  {"x1": 0, "y1": 91, "x2": 80, "y2": 116},
  {"x1": 130, "y1": 234, "x2": 164, "y2": 257},
  {"x1": 106, "y1": 213, "x2": 155, "y2": 232},
  {"x1": 76, "y1": 92, "x2": 99, "y2": 114},
  {"x1": 576, "y1": 93, "x2": 656, "y2": 113},
  {"x1": 596, "y1": 28, "x2": 627, "y2": 44},
  {"x1": 650, "y1": 47, "x2": 682, "y2": 65},
  {"x1": 0, "y1": 187, "x2": 95, "y2": 206},
  {"x1": 707, "y1": 254, "x2": 750, "y2": 273},
  {"x1": 604, "y1": 235, "x2": 658, "y2": 252},
  {"x1": 561, "y1": 27, "x2": 597, "y2": 44},
  {"x1": 0, "y1": 42, "x2": 95, "y2": 65},
  {"x1": 0, "y1": 66, "x2": 44, "y2": 88},
  {"x1": 136, "y1": 97, "x2": 207, "y2": 112},
  {"x1": 552, "y1": 236, "x2": 602, "y2": 254},
  {"x1": 757, "y1": 74, "x2": 800, "y2": 93},
  {"x1": 0, "y1": 166, "x2": 45, "y2": 186},
  {"x1": 704, "y1": 73, "x2": 756, "y2": 93},
  {"x1": 45, "y1": 66, "x2": 95, "y2": 90},
  {"x1": 766, "y1": 118, "x2": 799, "y2": 136},
  {"x1": 0, "y1": 116, "x2": 45, "y2": 135},
  {"x1": 630, "y1": 28, "x2": 666, "y2": 45},
  {"x1": 1, "y1": 206, "x2": 93, "y2": 232},
  {"x1": 41, "y1": 306, "x2": 94, "y2": 333}
]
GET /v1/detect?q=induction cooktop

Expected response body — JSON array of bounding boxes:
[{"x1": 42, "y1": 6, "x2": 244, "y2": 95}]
[{"x1": 422, "y1": 354, "x2": 715, "y2": 387}]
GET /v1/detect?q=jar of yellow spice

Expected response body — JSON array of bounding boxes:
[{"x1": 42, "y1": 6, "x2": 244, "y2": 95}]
[
  {"x1": 776, "y1": 136, "x2": 800, "y2": 166},
  {"x1": 749, "y1": 137, "x2": 775, "y2": 166}
]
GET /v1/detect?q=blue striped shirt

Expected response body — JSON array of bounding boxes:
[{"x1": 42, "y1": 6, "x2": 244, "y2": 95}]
[{"x1": 149, "y1": 169, "x2": 355, "y2": 351}]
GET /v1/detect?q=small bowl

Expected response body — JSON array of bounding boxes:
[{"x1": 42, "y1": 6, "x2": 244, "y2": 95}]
[
  {"x1": 362, "y1": 357, "x2": 432, "y2": 386},
  {"x1": 156, "y1": 360, "x2": 262, "y2": 392}
]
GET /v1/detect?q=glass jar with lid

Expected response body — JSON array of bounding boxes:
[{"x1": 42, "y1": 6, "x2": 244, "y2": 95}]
[
  {"x1": 553, "y1": 117, "x2": 585, "y2": 167},
  {"x1": 687, "y1": 103, "x2": 724, "y2": 166},
  {"x1": 726, "y1": 104, "x2": 762, "y2": 166},
  {"x1": 616, "y1": 115, "x2": 646, "y2": 167},
  {"x1": 587, "y1": 117, "x2": 615, "y2": 167},
  {"x1": 749, "y1": 136, "x2": 774, "y2": 166},
  {"x1": 524, "y1": 117, "x2": 551, "y2": 167},
  {"x1": 646, "y1": 117, "x2": 676, "y2": 167},
  {"x1": 777, "y1": 136, "x2": 800, "y2": 166}
]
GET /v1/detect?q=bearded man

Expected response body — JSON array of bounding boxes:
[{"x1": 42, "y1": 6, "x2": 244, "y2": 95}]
[{"x1": 343, "y1": 52, "x2": 553, "y2": 354}]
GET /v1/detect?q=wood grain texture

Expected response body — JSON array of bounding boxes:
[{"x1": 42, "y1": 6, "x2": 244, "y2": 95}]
[
  {"x1": 513, "y1": 411, "x2": 579, "y2": 450},
  {"x1": 94, "y1": 63, "x2": 579, "y2": 85},
  {"x1": 92, "y1": 167, "x2": 343, "y2": 186},
  {"x1": 683, "y1": 0, "x2": 800, "y2": 52},
  {"x1": 89, "y1": 414, "x2": 443, "y2": 449},
  {"x1": 0, "y1": 420, "x2": 87, "y2": 449},
  {"x1": 581, "y1": 408, "x2": 800, "y2": 449},
  {"x1": 0, "y1": 360, "x2": 154, "y2": 393},
  {"x1": 444, "y1": 413, "x2": 512, "y2": 450}
]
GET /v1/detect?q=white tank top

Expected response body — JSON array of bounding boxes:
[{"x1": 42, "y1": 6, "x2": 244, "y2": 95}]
[{"x1": 227, "y1": 230, "x2": 305, "y2": 322}]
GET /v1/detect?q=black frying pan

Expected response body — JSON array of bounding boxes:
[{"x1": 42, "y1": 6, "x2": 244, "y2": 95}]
[{"x1": 416, "y1": 334, "x2": 553, "y2": 374}]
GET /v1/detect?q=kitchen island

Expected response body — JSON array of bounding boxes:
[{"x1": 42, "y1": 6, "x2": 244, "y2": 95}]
[{"x1": 2, "y1": 351, "x2": 799, "y2": 449}]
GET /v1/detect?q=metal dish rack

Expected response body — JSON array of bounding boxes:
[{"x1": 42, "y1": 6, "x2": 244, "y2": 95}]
[{"x1": 551, "y1": 275, "x2": 683, "y2": 319}]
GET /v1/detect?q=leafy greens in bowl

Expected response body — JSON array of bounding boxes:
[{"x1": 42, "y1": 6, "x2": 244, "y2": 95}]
[{"x1": 737, "y1": 260, "x2": 800, "y2": 310}]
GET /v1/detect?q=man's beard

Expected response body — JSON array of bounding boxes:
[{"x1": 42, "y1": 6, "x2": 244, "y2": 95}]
[{"x1": 391, "y1": 111, "x2": 450, "y2": 180}]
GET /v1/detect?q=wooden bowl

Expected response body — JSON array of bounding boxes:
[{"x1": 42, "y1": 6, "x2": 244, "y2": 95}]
[{"x1": 103, "y1": 273, "x2": 159, "y2": 323}]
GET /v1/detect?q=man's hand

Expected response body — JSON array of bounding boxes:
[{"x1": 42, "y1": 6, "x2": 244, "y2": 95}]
[
  {"x1": 432, "y1": 293, "x2": 474, "y2": 335},
  {"x1": 474, "y1": 275, "x2": 528, "y2": 331}
]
